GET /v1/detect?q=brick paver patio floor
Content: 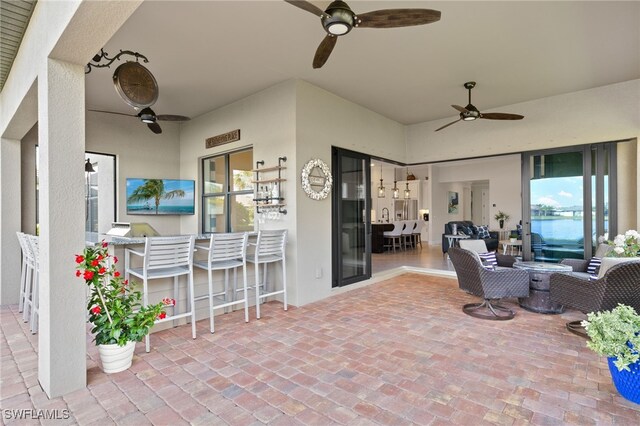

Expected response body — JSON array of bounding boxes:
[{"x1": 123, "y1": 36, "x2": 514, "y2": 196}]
[{"x1": 2, "y1": 273, "x2": 640, "y2": 425}]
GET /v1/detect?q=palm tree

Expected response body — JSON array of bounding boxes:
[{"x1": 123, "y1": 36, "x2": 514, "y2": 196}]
[{"x1": 127, "y1": 179, "x2": 185, "y2": 215}]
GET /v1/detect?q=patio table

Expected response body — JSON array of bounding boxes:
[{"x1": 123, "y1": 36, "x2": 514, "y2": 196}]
[{"x1": 513, "y1": 261, "x2": 572, "y2": 314}]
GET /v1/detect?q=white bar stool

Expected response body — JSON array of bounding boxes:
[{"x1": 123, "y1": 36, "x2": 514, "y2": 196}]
[
  {"x1": 247, "y1": 229, "x2": 287, "y2": 319},
  {"x1": 194, "y1": 232, "x2": 249, "y2": 333},
  {"x1": 383, "y1": 222, "x2": 404, "y2": 252},
  {"x1": 16, "y1": 232, "x2": 31, "y2": 314},
  {"x1": 125, "y1": 235, "x2": 196, "y2": 352},
  {"x1": 413, "y1": 221, "x2": 424, "y2": 248},
  {"x1": 20, "y1": 234, "x2": 39, "y2": 334},
  {"x1": 402, "y1": 220, "x2": 417, "y2": 249}
]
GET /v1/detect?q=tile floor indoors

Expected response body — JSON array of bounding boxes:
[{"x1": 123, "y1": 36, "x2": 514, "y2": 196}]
[
  {"x1": 2, "y1": 273, "x2": 640, "y2": 425},
  {"x1": 371, "y1": 244, "x2": 454, "y2": 275}
]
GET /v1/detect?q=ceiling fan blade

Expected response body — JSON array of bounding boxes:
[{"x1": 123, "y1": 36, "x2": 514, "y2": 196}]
[
  {"x1": 435, "y1": 118, "x2": 462, "y2": 132},
  {"x1": 313, "y1": 35, "x2": 337, "y2": 69},
  {"x1": 284, "y1": 0, "x2": 324, "y2": 17},
  {"x1": 88, "y1": 109, "x2": 136, "y2": 118},
  {"x1": 451, "y1": 105, "x2": 468, "y2": 113},
  {"x1": 480, "y1": 112, "x2": 524, "y2": 120},
  {"x1": 156, "y1": 114, "x2": 191, "y2": 122},
  {"x1": 357, "y1": 9, "x2": 441, "y2": 29},
  {"x1": 147, "y1": 122, "x2": 162, "y2": 134}
]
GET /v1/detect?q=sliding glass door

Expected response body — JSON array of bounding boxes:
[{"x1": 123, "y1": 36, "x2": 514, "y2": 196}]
[
  {"x1": 332, "y1": 147, "x2": 371, "y2": 287},
  {"x1": 522, "y1": 144, "x2": 616, "y2": 262}
]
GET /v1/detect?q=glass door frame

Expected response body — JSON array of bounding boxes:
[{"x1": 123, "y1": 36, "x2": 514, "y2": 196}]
[
  {"x1": 331, "y1": 147, "x2": 372, "y2": 287},
  {"x1": 521, "y1": 143, "x2": 617, "y2": 261}
]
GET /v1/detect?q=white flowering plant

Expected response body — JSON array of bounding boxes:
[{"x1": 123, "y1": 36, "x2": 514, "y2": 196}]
[
  {"x1": 601, "y1": 230, "x2": 640, "y2": 258},
  {"x1": 582, "y1": 304, "x2": 640, "y2": 371}
]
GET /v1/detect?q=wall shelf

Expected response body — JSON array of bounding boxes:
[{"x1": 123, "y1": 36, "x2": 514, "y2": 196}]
[
  {"x1": 251, "y1": 178, "x2": 286, "y2": 184},
  {"x1": 253, "y1": 156, "x2": 287, "y2": 215}
]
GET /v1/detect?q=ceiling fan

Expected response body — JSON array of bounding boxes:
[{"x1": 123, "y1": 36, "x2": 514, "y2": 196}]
[
  {"x1": 89, "y1": 107, "x2": 191, "y2": 134},
  {"x1": 435, "y1": 82, "x2": 524, "y2": 132},
  {"x1": 284, "y1": 0, "x2": 441, "y2": 68}
]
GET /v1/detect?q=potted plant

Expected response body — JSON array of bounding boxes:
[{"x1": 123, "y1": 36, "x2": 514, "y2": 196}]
[
  {"x1": 494, "y1": 211, "x2": 510, "y2": 229},
  {"x1": 75, "y1": 242, "x2": 173, "y2": 373},
  {"x1": 582, "y1": 304, "x2": 640, "y2": 404}
]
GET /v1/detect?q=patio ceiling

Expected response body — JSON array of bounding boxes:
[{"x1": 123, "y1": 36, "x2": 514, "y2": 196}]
[{"x1": 82, "y1": 1, "x2": 640, "y2": 125}]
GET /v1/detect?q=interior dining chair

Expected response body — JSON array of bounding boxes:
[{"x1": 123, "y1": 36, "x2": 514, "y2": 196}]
[
  {"x1": 247, "y1": 229, "x2": 287, "y2": 320},
  {"x1": 194, "y1": 232, "x2": 249, "y2": 333},
  {"x1": 125, "y1": 235, "x2": 196, "y2": 352}
]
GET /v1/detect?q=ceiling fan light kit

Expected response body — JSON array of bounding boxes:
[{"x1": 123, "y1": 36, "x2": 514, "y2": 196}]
[
  {"x1": 138, "y1": 108, "x2": 156, "y2": 124},
  {"x1": 435, "y1": 81, "x2": 525, "y2": 132},
  {"x1": 285, "y1": 0, "x2": 441, "y2": 69},
  {"x1": 323, "y1": 1, "x2": 356, "y2": 35}
]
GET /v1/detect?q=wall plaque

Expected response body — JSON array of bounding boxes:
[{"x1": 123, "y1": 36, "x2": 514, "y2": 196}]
[
  {"x1": 205, "y1": 129, "x2": 240, "y2": 149},
  {"x1": 301, "y1": 158, "x2": 333, "y2": 200}
]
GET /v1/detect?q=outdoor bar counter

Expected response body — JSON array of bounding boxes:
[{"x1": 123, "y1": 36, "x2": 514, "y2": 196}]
[{"x1": 85, "y1": 232, "x2": 263, "y2": 331}]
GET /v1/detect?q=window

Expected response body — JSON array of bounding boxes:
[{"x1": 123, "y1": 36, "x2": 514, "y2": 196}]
[
  {"x1": 34, "y1": 148, "x2": 116, "y2": 235},
  {"x1": 202, "y1": 148, "x2": 254, "y2": 233}
]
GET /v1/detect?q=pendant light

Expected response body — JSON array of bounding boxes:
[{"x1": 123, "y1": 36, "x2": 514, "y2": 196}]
[
  {"x1": 404, "y1": 167, "x2": 411, "y2": 199},
  {"x1": 392, "y1": 181, "x2": 399, "y2": 199},
  {"x1": 377, "y1": 164, "x2": 385, "y2": 198}
]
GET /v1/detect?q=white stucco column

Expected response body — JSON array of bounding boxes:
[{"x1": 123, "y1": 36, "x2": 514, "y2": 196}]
[
  {"x1": 37, "y1": 58, "x2": 86, "y2": 397},
  {"x1": 0, "y1": 138, "x2": 22, "y2": 304}
]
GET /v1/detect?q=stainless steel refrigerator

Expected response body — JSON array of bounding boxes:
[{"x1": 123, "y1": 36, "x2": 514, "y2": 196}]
[{"x1": 394, "y1": 199, "x2": 418, "y2": 220}]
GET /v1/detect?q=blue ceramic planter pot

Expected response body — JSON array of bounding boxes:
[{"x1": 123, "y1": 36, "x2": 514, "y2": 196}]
[{"x1": 607, "y1": 357, "x2": 640, "y2": 404}]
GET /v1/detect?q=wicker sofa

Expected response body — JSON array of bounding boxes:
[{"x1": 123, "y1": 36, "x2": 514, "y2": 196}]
[{"x1": 441, "y1": 220, "x2": 499, "y2": 254}]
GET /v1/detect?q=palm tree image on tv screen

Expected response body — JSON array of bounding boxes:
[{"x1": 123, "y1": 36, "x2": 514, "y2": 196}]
[{"x1": 126, "y1": 178, "x2": 195, "y2": 215}]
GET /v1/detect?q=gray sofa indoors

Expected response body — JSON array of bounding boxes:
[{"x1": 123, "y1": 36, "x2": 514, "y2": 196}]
[{"x1": 442, "y1": 220, "x2": 499, "y2": 254}]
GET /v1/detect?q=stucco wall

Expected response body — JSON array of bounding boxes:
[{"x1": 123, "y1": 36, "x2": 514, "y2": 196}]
[
  {"x1": 85, "y1": 111, "x2": 182, "y2": 235},
  {"x1": 178, "y1": 80, "x2": 297, "y2": 310},
  {"x1": 295, "y1": 80, "x2": 406, "y2": 305},
  {"x1": 430, "y1": 155, "x2": 522, "y2": 243}
]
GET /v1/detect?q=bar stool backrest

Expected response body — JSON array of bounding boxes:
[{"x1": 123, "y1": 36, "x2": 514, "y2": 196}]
[
  {"x1": 16, "y1": 232, "x2": 32, "y2": 265},
  {"x1": 144, "y1": 236, "x2": 194, "y2": 271},
  {"x1": 402, "y1": 220, "x2": 415, "y2": 236},
  {"x1": 386, "y1": 222, "x2": 403, "y2": 237},
  {"x1": 28, "y1": 235, "x2": 39, "y2": 268},
  {"x1": 255, "y1": 229, "x2": 287, "y2": 262},
  {"x1": 208, "y1": 232, "x2": 248, "y2": 263}
]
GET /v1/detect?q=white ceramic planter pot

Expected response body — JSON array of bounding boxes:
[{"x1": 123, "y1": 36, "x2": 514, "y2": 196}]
[{"x1": 97, "y1": 341, "x2": 136, "y2": 374}]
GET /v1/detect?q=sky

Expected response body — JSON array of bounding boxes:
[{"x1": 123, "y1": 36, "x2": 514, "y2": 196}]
[{"x1": 531, "y1": 176, "x2": 583, "y2": 209}]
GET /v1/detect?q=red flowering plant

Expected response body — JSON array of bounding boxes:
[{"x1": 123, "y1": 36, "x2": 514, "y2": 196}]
[{"x1": 75, "y1": 242, "x2": 175, "y2": 346}]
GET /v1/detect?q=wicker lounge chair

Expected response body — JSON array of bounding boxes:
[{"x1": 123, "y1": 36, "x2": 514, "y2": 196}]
[
  {"x1": 448, "y1": 247, "x2": 530, "y2": 320},
  {"x1": 549, "y1": 260, "x2": 640, "y2": 337}
]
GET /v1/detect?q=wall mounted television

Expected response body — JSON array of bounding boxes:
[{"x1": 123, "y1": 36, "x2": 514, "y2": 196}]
[{"x1": 126, "y1": 178, "x2": 195, "y2": 215}]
